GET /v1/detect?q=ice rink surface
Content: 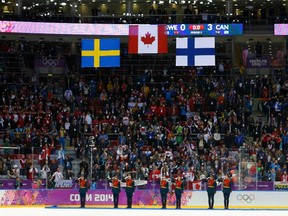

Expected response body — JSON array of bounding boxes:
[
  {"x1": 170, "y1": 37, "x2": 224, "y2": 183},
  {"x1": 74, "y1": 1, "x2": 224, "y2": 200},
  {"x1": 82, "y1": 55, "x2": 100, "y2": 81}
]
[{"x1": 2, "y1": 207, "x2": 288, "y2": 216}]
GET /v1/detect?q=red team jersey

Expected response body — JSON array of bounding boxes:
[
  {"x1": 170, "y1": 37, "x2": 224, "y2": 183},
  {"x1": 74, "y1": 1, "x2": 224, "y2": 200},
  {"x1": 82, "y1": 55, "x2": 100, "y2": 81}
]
[
  {"x1": 175, "y1": 180, "x2": 182, "y2": 189},
  {"x1": 112, "y1": 179, "x2": 120, "y2": 188},
  {"x1": 160, "y1": 180, "x2": 168, "y2": 188},
  {"x1": 208, "y1": 179, "x2": 216, "y2": 188},
  {"x1": 79, "y1": 179, "x2": 87, "y2": 188},
  {"x1": 126, "y1": 179, "x2": 133, "y2": 187},
  {"x1": 223, "y1": 179, "x2": 231, "y2": 188}
]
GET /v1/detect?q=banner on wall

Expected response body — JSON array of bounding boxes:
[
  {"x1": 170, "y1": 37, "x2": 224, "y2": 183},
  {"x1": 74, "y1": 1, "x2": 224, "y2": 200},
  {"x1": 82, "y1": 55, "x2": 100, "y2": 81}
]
[
  {"x1": 35, "y1": 58, "x2": 67, "y2": 74},
  {"x1": 246, "y1": 56, "x2": 271, "y2": 68},
  {"x1": 1, "y1": 189, "x2": 288, "y2": 208},
  {"x1": 0, "y1": 189, "x2": 190, "y2": 206},
  {"x1": 54, "y1": 180, "x2": 74, "y2": 189},
  {"x1": 274, "y1": 181, "x2": 288, "y2": 191}
]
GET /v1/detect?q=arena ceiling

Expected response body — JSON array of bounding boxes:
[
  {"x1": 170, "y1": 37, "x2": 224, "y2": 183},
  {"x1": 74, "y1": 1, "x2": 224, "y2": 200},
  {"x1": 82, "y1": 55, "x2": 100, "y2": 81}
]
[
  {"x1": 16, "y1": 0, "x2": 287, "y2": 8},
  {"x1": 2, "y1": 0, "x2": 288, "y2": 15}
]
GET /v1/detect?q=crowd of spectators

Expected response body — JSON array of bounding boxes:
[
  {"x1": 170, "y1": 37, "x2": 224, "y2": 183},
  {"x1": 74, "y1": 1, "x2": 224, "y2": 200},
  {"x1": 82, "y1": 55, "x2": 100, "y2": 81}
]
[{"x1": 0, "y1": 59, "x2": 287, "y2": 190}]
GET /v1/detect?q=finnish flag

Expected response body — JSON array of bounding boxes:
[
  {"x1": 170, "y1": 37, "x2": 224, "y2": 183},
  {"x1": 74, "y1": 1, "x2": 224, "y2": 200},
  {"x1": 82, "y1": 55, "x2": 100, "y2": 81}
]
[{"x1": 176, "y1": 37, "x2": 215, "y2": 67}]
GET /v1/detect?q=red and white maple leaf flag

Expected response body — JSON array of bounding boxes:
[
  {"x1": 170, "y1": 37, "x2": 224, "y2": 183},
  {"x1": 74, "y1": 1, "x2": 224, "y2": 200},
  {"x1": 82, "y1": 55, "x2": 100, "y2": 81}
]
[
  {"x1": 128, "y1": 24, "x2": 167, "y2": 54},
  {"x1": 192, "y1": 181, "x2": 202, "y2": 190}
]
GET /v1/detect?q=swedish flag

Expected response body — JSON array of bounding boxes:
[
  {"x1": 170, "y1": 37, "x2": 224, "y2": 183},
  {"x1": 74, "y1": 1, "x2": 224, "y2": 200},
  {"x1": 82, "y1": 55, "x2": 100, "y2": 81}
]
[{"x1": 81, "y1": 38, "x2": 120, "y2": 68}]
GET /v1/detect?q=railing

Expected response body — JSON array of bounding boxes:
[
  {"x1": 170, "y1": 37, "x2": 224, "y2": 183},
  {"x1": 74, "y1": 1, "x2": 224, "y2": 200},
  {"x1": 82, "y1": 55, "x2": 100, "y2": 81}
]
[{"x1": 0, "y1": 178, "x2": 278, "y2": 191}]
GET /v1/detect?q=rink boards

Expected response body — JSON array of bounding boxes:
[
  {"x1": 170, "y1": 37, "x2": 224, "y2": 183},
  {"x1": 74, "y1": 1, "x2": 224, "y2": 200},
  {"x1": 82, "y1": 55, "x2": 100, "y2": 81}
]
[{"x1": 0, "y1": 189, "x2": 288, "y2": 209}]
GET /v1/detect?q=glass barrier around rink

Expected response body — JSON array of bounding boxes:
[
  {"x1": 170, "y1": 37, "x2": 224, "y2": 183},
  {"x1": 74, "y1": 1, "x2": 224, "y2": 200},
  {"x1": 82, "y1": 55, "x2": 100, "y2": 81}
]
[
  {"x1": 0, "y1": 143, "x2": 276, "y2": 191},
  {"x1": 233, "y1": 146, "x2": 259, "y2": 191}
]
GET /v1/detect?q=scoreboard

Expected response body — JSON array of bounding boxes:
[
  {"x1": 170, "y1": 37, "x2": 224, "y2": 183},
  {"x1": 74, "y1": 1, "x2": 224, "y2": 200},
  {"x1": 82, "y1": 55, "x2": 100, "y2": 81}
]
[
  {"x1": 166, "y1": 23, "x2": 243, "y2": 36},
  {"x1": 0, "y1": 20, "x2": 243, "y2": 36},
  {"x1": 274, "y1": 24, "x2": 288, "y2": 35}
]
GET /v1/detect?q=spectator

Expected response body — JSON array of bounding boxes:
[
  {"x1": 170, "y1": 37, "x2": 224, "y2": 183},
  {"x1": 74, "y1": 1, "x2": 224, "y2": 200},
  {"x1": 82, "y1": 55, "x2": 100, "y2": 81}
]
[
  {"x1": 59, "y1": 127, "x2": 66, "y2": 150},
  {"x1": 98, "y1": 130, "x2": 109, "y2": 148},
  {"x1": 27, "y1": 165, "x2": 38, "y2": 180},
  {"x1": 266, "y1": 168, "x2": 276, "y2": 182},
  {"x1": 234, "y1": 130, "x2": 244, "y2": 147},
  {"x1": 39, "y1": 164, "x2": 50, "y2": 179},
  {"x1": 79, "y1": 159, "x2": 89, "y2": 179},
  {"x1": 63, "y1": 155, "x2": 74, "y2": 177},
  {"x1": 51, "y1": 167, "x2": 64, "y2": 182},
  {"x1": 171, "y1": 8, "x2": 177, "y2": 23},
  {"x1": 14, "y1": 177, "x2": 23, "y2": 189},
  {"x1": 281, "y1": 171, "x2": 288, "y2": 182},
  {"x1": 7, "y1": 165, "x2": 19, "y2": 179},
  {"x1": 90, "y1": 178, "x2": 97, "y2": 189},
  {"x1": 19, "y1": 154, "x2": 27, "y2": 176},
  {"x1": 66, "y1": 169, "x2": 75, "y2": 180},
  {"x1": 57, "y1": 147, "x2": 65, "y2": 166}
]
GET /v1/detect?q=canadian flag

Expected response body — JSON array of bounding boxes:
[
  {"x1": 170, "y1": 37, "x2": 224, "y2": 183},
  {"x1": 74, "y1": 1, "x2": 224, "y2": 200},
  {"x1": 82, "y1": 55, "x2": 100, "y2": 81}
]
[
  {"x1": 128, "y1": 24, "x2": 167, "y2": 54},
  {"x1": 192, "y1": 181, "x2": 202, "y2": 190}
]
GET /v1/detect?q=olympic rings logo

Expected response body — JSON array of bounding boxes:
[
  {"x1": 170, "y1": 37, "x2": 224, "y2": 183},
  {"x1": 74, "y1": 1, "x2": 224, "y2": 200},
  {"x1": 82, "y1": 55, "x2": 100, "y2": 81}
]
[
  {"x1": 41, "y1": 59, "x2": 59, "y2": 67},
  {"x1": 237, "y1": 194, "x2": 255, "y2": 203}
]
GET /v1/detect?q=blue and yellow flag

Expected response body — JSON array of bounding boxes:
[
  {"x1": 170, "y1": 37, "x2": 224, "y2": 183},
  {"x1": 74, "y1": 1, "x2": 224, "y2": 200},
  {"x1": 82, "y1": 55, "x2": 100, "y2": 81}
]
[{"x1": 81, "y1": 38, "x2": 120, "y2": 68}]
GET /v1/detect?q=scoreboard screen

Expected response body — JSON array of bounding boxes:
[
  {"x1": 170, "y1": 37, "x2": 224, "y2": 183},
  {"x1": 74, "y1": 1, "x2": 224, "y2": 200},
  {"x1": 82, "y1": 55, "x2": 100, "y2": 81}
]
[
  {"x1": 166, "y1": 24, "x2": 243, "y2": 36},
  {"x1": 274, "y1": 24, "x2": 288, "y2": 35}
]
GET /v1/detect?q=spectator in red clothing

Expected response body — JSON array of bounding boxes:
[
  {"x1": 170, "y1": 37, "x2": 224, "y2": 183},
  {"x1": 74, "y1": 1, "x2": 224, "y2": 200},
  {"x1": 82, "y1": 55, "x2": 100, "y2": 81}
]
[
  {"x1": 157, "y1": 102, "x2": 167, "y2": 119},
  {"x1": 262, "y1": 86, "x2": 269, "y2": 100},
  {"x1": 27, "y1": 165, "x2": 38, "y2": 180},
  {"x1": 121, "y1": 81, "x2": 128, "y2": 94},
  {"x1": 150, "y1": 101, "x2": 157, "y2": 115},
  {"x1": 97, "y1": 80, "x2": 105, "y2": 93},
  {"x1": 150, "y1": 166, "x2": 161, "y2": 182},
  {"x1": 168, "y1": 103, "x2": 179, "y2": 121},
  {"x1": 19, "y1": 154, "x2": 26, "y2": 172},
  {"x1": 281, "y1": 171, "x2": 288, "y2": 182},
  {"x1": 42, "y1": 113, "x2": 52, "y2": 131}
]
